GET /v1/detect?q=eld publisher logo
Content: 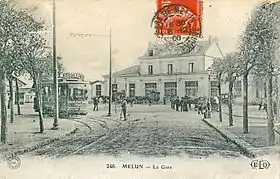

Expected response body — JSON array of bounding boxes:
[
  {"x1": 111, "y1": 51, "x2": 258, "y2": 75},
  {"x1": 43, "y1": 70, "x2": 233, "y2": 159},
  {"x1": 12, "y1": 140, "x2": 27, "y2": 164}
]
[
  {"x1": 6, "y1": 154, "x2": 21, "y2": 169},
  {"x1": 250, "y1": 159, "x2": 271, "y2": 169}
]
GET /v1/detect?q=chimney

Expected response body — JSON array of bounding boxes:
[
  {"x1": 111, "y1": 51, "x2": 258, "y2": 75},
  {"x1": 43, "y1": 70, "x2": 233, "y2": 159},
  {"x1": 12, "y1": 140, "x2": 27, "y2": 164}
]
[
  {"x1": 148, "y1": 42, "x2": 154, "y2": 56},
  {"x1": 208, "y1": 35, "x2": 213, "y2": 44}
]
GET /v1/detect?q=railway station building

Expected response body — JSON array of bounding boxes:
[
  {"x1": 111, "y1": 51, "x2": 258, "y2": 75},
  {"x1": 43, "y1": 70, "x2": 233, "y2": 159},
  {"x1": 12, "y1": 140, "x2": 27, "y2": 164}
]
[
  {"x1": 99, "y1": 36, "x2": 274, "y2": 103},
  {"x1": 102, "y1": 36, "x2": 228, "y2": 100}
]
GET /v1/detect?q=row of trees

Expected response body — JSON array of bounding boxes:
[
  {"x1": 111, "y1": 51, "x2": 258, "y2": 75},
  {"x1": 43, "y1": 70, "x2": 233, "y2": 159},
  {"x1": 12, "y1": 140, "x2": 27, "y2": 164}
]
[
  {"x1": 212, "y1": 2, "x2": 280, "y2": 145},
  {"x1": 0, "y1": 1, "x2": 63, "y2": 144}
]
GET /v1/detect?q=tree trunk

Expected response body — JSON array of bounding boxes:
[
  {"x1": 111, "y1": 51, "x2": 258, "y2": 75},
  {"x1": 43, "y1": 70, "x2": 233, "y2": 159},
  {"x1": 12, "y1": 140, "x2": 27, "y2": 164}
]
[
  {"x1": 275, "y1": 76, "x2": 279, "y2": 124},
  {"x1": 8, "y1": 79, "x2": 14, "y2": 123},
  {"x1": 267, "y1": 70, "x2": 275, "y2": 146},
  {"x1": 228, "y1": 80, "x2": 234, "y2": 126},
  {"x1": 218, "y1": 75, "x2": 223, "y2": 122},
  {"x1": 243, "y1": 73, "x2": 249, "y2": 133},
  {"x1": 34, "y1": 79, "x2": 44, "y2": 133},
  {"x1": 0, "y1": 71, "x2": 8, "y2": 143},
  {"x1": 15, "y1": 78, "x2": 21, "y2": 115}
]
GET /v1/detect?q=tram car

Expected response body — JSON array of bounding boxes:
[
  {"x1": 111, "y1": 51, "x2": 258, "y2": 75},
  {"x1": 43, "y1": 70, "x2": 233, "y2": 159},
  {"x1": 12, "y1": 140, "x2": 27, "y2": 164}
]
[{"x1": 34, "y1": 73, "x2": 90, "y2": 117}]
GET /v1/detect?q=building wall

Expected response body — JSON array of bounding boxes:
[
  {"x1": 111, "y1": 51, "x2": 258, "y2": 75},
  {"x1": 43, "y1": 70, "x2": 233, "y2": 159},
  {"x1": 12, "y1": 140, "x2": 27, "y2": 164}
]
[
  {"x1": 104, "y1": 73, "x2": 220, "y2": 100},
  {"x1": 90, "y1": 82, "x2": 104, "y2": 98},
  {"x1": 140, "y1": 55, "x2": 205, "y2": 75}
]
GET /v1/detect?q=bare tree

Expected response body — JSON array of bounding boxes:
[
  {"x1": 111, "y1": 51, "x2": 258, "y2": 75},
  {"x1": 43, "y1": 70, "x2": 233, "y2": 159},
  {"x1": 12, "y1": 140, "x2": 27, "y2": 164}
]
[
  {"x1": 0, "y1": 0, "x2": 29, "y2": 143},
  {"x1": 19, "y1": 33, "x2": 52, "y2": 133},
  {"x1": 250, "y1": 3, "x2": 280, "y2": 145},
  {"x1": 223, "y1": 52, "x2": 241, "y2": 126},
  {"x1": 238, "y1": 2, "x2": 274, "y2": 133}
]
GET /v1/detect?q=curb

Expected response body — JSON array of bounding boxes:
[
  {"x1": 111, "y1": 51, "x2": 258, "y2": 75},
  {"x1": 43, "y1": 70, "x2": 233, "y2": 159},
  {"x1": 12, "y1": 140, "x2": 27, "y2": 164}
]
[
  {"x1": 10, "y1": 124, "x2": 78, "y2": 156},
  {"x1": 202, "y1": 118, "x2": 257, "y2": 158}
]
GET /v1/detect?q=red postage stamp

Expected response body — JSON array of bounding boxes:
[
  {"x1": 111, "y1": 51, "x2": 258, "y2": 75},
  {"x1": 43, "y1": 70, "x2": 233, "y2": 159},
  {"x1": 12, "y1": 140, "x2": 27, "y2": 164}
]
[{"x1": 152, "y1": 0, "x2": 203, "y2": 37}]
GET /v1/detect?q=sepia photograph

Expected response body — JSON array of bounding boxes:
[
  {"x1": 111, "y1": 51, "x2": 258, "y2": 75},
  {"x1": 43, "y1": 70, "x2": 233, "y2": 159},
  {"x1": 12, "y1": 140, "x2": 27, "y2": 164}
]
[{"x1": 0, "y1": 0, "x2": 280, "y2": 178}]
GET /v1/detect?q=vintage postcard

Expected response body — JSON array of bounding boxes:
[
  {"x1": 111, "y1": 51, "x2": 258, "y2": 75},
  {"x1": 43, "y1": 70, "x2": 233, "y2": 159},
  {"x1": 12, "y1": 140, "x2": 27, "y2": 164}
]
[{"x1": 0, "y1": 0, "x2": 280, "y2": 178}]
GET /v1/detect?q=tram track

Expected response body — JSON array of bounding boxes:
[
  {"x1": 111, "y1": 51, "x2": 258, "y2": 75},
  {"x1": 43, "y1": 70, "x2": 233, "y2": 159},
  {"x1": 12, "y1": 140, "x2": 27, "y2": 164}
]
[
  {"x1": 64, "y1": 116, "x2": 135, "y2": 157},
  {"x1": 29, "y1": 117, "x2": 108, "y2": 156},
  {"x1": 30, "y1": 115, "x2": 133, "y2": 158},
  {"x1": 60, "y1": 115, "x2": 135, "y2": 157}
]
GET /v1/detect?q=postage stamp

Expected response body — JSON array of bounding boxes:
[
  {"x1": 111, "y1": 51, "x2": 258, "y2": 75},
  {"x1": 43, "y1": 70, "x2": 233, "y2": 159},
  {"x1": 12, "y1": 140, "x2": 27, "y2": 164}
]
[
  {"x1": 152, "y1": 0, "x2": 202, "y2": 37},
  {"x1": 151, "y1": 0, "x2": 203, "y2": 54}
]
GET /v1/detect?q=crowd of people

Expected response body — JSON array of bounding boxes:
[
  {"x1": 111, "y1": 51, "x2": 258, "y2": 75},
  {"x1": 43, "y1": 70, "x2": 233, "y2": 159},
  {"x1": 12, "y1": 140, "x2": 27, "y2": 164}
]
[
  {"x1": 91, "y1": 95, "x2": 220, "y2": 120},
  {"x1": 168, "y1": 96, "x2": 219, "y2": 117}
]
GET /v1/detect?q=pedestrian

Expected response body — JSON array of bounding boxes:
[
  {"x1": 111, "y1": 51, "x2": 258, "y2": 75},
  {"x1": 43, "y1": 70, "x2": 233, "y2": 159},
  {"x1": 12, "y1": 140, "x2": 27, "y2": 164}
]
[
  {"x1": 184, "y1": 97, "x2": 189, "y2": 112},
  {"x1": 180, "y1": 97, "x2": 184, "y2": 111},
  {"x1": 120, "y1": 98, "x2": 127, "y2": 121},
  {"x1": 198, "y1": 100, "x2": 203, "y2": 114},
  {"x1": 258, "y1": 101, "x2": 262, "y2": 110},
  {"x1": 104, "y1": 97, "x2": 108, "y2": 108},
  {"x1": 163, "y1": 96, "x2": 166, "y2": 105},
  {"x1": 148, "y1": 97, "x2": 152, "y2": 106},
  {"x1": 264, "y1": 102, "x2": 267, "y2": 112},
  {"x1": 170, "y1": 97, "x2": 174, "y2": 109},
  {"x1": 202, "y1": 104, "x2": 207, "y2": 119},
  {"x1": 93, "y1": 97, "x2": 98, "y2": 111},
  {"x1": 175, "y1": 96, "x2": 180, "y2": 111}
]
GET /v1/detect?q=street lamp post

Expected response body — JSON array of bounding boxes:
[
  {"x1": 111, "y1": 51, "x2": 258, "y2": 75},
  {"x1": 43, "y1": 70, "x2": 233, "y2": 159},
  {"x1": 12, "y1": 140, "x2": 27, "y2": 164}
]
[
  {"x1": 52, "y1": 0, "x2": 59, "y2": 130},
  {"x1": 207, "y1": 67, "x2": 212, "y2": 119},
  {"x1": 107, "y1": 28, "x2": 112, "y2": 117}
]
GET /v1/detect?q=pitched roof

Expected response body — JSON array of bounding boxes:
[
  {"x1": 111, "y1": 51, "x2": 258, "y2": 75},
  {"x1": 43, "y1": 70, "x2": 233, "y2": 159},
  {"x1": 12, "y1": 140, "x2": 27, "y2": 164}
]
[
  {"x1": 90, "y1": 80, "x2": 104, "y2": 84},
  {"x1": 103, "y1": 65, "x2": 140, "y2": 77},
  {"x1": 140, "y1": 40, "x2": 213, "y2": 59}
]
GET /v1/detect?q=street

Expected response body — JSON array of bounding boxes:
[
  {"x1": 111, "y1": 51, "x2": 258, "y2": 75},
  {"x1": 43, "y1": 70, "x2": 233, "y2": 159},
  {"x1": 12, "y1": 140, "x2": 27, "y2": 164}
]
[{"x1": 29, "y1": 104, "x2": 243, "y2": 158}]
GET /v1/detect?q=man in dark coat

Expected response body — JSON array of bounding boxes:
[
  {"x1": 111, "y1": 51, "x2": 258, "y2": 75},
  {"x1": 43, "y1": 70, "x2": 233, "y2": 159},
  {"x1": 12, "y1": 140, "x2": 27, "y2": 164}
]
[
  {"x1": 120, "y1": 98, "x2": 127, "y2": 120},
  {"x1": 180, "y1": 97, "x2": 184, "y2": 111},
  {"x1": 93, "y1": 97, "x2": 99, "y2": 111},
  {"x1": 163, "y1": 96, "x2": 166, "y2": 105},
  {"x1": 175, "y1": 97, "x2": 180, "y2": 111}
]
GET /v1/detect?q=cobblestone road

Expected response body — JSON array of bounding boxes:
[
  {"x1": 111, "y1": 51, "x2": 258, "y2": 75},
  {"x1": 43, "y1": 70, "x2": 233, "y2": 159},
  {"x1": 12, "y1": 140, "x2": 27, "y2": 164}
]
[{"x1": 30, "y1": 105, "x2": 244, "y2": 158}]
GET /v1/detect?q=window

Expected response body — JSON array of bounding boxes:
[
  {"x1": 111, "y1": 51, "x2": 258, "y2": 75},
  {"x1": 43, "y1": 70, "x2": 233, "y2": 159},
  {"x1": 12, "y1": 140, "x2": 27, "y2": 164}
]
[
  {"x1": 234, "y1": 81, "x2": 242, "y2": 97},
  {"x1": 210, "y1": 81, "x2": 218, "y2": 97},
  {"x1": 68, "y1": 88, "x2": 88, "y2": 101},
  {"x1": 164, "y1": 82, "x2": 177, "y2": 97},
  {"x1": 129, "y1": 83, "x2": 135, "y2": 97},
  {"x1": 145, "y1": 83, "x2": 157, "y2": 96},
  {"x1": 148, "y1": 65, "x2": 153, "y2": 75},
  {"x1": 185, "y1": 81, "x2": 198, "y2": 97},
  {"x1": 112, "y1": 84, "x2": 118, "y2": 93},
  {"x1": 167, "y1": 64, "x2": 173, "y2": 74},
  {"x1": 189, "y1": 63, "x2": 194, "y2": 73},
  {"x1": 96, "y1": 85, "x2": 101, "y2": 97}
]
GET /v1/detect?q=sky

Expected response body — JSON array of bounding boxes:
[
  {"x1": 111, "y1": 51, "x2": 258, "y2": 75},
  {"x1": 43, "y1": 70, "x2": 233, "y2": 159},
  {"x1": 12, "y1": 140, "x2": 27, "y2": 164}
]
[{"x1": 18, "y1": 0, "x2": 270, "y2": 81}]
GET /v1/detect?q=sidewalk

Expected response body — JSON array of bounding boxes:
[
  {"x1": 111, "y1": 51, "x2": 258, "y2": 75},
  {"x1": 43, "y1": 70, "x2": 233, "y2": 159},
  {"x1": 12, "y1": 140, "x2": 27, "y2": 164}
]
[
  {"x1": 222, "y1": 105, "x2": 267, "y2": 119},
  {"x1": 204, "y1": 105, "x2": 280, "y2": 157},
  {"x1": 0, "y1": 104, "x2": 78, "y2": 156}
]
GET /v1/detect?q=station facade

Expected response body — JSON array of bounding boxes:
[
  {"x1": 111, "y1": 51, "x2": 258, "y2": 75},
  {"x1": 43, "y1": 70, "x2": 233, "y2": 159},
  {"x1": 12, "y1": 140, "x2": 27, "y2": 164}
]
[{"x1": 102, "y1": 36, "x2": 230, "y2": 100}]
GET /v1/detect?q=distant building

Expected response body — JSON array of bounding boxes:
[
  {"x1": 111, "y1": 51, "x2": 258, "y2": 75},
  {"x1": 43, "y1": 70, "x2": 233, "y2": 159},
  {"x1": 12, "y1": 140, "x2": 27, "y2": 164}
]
[
  {"x1": 103, "y1": 36, "x2": 230, "y2": 100},
  {"x1": 90, "y1": 80, "x2": 104, "y2": 98},
  {"x1": 6, "y1": 74, "x2": 33, "y2": 105}
]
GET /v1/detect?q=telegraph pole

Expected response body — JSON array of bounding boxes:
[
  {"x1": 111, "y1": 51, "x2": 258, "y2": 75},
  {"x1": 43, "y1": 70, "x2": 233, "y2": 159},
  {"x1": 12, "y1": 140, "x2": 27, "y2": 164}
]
[
  {"x1": 107, "y1": 28, "x2": 112, "y2": 117},
  {"x1": 52, "y1": 0, "x2": 59, "y2": 129}
]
